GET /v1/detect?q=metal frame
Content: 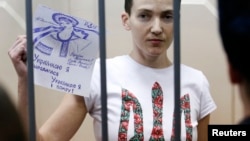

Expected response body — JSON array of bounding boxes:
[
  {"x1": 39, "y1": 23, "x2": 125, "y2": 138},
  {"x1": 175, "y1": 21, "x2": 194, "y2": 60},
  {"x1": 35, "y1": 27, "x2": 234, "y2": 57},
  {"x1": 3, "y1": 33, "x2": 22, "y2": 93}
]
[
  {"x1": 25, "y1": 0, "x2": 36, "y2": 141},
  {"x1": 173, "y1": 1, "x2": 181, "y2": 140},
  {"x1": 25, "y1": 0, "x2": 181, "y2": 141}
]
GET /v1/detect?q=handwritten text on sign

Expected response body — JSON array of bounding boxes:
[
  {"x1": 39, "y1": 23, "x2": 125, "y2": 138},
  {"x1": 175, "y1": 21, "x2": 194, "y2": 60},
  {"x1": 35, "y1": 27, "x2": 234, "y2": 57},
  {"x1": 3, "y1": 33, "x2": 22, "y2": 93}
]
[{"x1": 33, "y1": 5, "x2": 99, "y2": 97}]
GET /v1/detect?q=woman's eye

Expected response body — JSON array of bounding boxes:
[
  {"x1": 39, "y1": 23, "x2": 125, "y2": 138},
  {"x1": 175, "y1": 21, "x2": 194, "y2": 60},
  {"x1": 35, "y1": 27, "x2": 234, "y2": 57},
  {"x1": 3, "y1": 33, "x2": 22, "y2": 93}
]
[
  {"x1": 138, "y1": 13, "x2": 150, "y2": 20},
  {"x1": 163, "y1": 14, "x2": 173, "y2": 22}
]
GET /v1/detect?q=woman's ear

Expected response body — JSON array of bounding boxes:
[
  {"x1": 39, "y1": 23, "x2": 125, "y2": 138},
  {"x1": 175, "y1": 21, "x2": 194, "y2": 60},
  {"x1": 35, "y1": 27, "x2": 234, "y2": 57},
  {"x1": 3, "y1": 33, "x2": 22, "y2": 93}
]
[
  {"x1": 121, "y1": 12, "x2": 131, "y2": 30},
  {"x1": 228, "y1": 62, "x2": 242, "y2": 84}
]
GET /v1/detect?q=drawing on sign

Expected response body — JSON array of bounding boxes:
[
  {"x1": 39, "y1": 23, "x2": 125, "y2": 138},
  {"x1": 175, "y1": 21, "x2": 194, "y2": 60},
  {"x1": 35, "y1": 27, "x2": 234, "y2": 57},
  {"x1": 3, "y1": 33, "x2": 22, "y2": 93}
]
[
  {"x1": 32, "y1": 5, "x2": 99, "y2": 96},
  {"x1": 33, "y1": 13, "x2": 92, "y2": 58}
]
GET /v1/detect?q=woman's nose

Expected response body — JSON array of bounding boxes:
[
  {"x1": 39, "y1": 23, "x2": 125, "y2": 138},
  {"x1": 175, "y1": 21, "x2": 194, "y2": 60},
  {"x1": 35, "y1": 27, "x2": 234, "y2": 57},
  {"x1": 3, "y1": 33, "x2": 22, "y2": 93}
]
[{"x1": 151, "y1": 18, "x2": 163, "y2": 35}]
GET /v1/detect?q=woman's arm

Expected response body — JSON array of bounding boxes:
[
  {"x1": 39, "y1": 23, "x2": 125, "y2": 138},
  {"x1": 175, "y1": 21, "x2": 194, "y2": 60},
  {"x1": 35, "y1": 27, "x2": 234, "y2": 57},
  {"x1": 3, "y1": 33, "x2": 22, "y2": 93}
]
[
  {"x1": 197, "y1": 114, "x2": 210, "y2": 141},
  {"x1": 8, "y1": 35, "x2": 88, "y2": 141}
]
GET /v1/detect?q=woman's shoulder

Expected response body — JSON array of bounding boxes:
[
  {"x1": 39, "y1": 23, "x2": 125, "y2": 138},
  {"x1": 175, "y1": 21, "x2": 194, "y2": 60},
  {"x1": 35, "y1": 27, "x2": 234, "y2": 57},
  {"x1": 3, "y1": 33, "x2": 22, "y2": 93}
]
[
  {"x1": 181, "y1": 64, "x2": 203, "y2": 74},
  {"x1": 180, "y1": 64, "x2": 208, "y2": 83},
  {"x1": 95, "y1": 55, "x2": 128, "y2": 63}
]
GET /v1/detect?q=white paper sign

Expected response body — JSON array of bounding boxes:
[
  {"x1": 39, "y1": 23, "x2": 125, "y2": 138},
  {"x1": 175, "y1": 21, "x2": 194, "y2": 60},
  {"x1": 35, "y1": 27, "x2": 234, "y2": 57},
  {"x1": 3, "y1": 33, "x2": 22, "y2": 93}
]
[{"x1": 33, "y1": 5, "x2": 99, "y2": 97}]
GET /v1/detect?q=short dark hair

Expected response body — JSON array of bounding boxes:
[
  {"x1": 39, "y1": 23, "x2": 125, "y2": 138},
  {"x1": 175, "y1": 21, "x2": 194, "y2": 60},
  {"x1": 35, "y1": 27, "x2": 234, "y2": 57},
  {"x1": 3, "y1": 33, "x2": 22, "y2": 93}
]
[
  {"x1": 0, "y1": 85, "x2": 26, "y2": 141},
  {"x1": 218, "y1": 0, "x2": 250, "y2": 82},
  {"x1": 125, "y1": 0, "x2": 133, "y2": 15}
]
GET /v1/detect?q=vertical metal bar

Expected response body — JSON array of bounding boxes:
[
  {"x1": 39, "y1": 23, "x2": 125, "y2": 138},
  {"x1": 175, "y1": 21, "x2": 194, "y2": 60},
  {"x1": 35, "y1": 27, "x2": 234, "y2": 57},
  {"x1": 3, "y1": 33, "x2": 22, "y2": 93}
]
[
  {"x1": 173, "y1": 0, "x2": 181, "y2": 141},
  {"x1": 98, "y1": 0, "x2": 108, "y2": 141},
  {"x1": 25, "y1": 0, "x2": 36, "y2": 141}
]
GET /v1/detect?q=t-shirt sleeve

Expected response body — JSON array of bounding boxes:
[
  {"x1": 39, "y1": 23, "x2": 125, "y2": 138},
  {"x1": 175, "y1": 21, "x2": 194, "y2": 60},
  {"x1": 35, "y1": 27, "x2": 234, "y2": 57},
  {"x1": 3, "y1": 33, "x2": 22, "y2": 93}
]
[
  {"x1": 199, "y1": 73, "x2": 217, "y2": 120},
  {"x1": 84, "y1": 58, "x2": 101, "y2": 114}
]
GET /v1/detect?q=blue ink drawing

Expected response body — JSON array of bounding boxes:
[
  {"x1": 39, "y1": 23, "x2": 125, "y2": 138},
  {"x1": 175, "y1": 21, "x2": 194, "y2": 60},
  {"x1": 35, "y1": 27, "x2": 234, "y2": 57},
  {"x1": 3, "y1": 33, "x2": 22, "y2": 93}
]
[{"x1": 33, "y1": 13, "x2": 93, "y2": 58}]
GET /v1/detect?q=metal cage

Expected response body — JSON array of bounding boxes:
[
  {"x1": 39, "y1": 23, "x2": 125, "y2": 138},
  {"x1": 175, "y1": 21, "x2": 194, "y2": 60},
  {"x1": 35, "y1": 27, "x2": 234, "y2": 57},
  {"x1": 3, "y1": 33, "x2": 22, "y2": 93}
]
[{"x1": 25, "y1": 0, "x2": 182, "y2": 140}]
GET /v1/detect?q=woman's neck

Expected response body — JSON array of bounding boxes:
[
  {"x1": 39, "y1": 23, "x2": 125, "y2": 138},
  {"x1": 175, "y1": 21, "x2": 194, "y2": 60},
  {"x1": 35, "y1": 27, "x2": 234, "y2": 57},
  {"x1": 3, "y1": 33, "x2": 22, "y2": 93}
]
[{"x1": 129, "y1": 51, "x2": 172, "y2": 68}]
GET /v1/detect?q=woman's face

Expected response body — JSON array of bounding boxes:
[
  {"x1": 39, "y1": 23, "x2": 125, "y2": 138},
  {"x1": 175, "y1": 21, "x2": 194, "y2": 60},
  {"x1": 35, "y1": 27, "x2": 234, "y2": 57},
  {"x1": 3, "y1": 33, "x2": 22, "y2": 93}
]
[{"x1": 123, "y1": 0, "x2": 173, "y2": 58}]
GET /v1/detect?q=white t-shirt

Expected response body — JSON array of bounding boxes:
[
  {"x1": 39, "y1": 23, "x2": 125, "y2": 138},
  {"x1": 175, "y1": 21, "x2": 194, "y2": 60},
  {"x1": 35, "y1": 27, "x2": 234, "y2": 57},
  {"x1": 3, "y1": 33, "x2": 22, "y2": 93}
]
[{"x1": 84, "y1": 55, "x2": 217, "y2": 141}]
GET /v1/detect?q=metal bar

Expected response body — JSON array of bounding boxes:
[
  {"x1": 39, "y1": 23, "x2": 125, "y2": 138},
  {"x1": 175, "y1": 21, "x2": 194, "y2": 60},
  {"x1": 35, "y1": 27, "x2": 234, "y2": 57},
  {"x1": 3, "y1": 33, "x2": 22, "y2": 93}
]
[
  {"x1": 98, "y1": 0, "x2": 108, "y2": 141},
  {"x1": 25, "y1": 0, "x2": 36, "y2": 141},
  {"x1": 173, "y1": 0, "x2": 181, "y2": 141}
]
